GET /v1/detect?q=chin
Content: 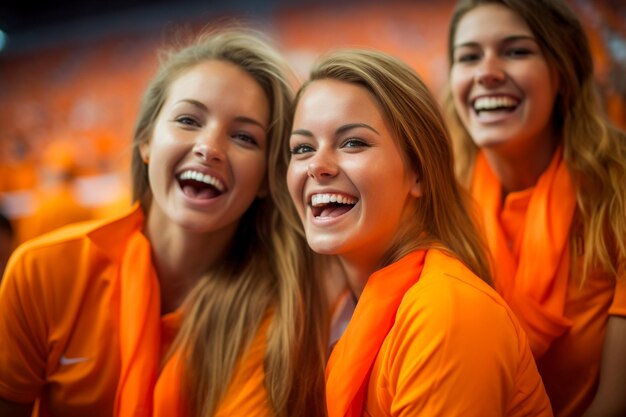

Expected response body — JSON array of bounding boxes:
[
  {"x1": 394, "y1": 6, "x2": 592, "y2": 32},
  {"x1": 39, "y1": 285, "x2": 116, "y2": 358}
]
[
  {"x1": 307, "y1": 237, "x2": 345, "y2": 256},
  {"x1": 471, "y1": 134, "x2": 512, "y2": 150}
]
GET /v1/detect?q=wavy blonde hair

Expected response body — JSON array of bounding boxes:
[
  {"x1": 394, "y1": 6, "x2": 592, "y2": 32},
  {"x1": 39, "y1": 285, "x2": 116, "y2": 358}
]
[
  {"x1": 444, "y1": 0, "x2": 626, "y2": 280},
  {"x1": 293, "y1": 48, "x2": 493, "y2": 284},
  {"x1": 131, "y1": 27, "x2": 327, "y2": 416}
]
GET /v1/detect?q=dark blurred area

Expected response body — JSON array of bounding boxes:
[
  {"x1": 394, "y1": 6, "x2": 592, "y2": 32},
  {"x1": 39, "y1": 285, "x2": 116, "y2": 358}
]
[{"x1": 0, "y1": 0, "x2": 284, "y2": 54}]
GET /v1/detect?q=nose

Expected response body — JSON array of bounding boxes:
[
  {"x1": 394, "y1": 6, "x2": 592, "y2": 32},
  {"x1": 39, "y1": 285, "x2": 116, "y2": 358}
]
[
  {"x1": 307, "y1": 151, "x2": 338, "y2": 180},
  {"x1": 193, "y1": 127, "x2": 226, "y2": 163},
  {"x1": 476, "y1": 53, "x2": 505, "y2": 87}
]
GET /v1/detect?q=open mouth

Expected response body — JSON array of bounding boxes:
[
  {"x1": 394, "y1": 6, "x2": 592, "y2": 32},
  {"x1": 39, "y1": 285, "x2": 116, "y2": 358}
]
[
  {"x1": 178, "y1": 170, "x2": 226, "y2": 199},
  {"x1": 473, "y1": 96, "x2": 519, "y2": 115},
  {"x1": 310, "y1": 193, "x2": 358, "y2": 218}
]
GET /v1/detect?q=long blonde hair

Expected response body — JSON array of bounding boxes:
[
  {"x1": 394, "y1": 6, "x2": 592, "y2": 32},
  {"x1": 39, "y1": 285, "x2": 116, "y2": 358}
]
[
  {"x1": 445, "y1": 0, "x2": 626, "y2": 280},
  {"x1": 294, "y1": 48, "x2": 493, "y2": 284},
  {"x1": 131, "y1": 27, "x2": 327, "y2": 416}
]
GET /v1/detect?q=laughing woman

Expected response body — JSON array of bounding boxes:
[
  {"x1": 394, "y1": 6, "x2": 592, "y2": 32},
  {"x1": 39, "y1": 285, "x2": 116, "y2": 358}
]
[
  {"x1": 0, "y1": 29, "x2": 327, "y2": 417},
  {"x1": 287, "y1": 48, "x2": 552, "y2": 416},
  {"x1": 445, "y1": 1, "x2": 626, "y2": 416}
]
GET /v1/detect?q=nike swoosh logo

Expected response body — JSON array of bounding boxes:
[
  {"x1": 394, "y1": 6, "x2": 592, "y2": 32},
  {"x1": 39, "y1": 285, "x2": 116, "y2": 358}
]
[{"x1": 59, "y1": 355, "x2": 90, "y2": 366}]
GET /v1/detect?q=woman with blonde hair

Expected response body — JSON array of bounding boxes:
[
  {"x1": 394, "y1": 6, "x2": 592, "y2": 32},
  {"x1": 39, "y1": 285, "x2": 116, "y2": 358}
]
[
  {"x1": 446, "y1": 0, "x2": 626, "y2": 415},
  {"x1": 287, "y1": 47, "x2": 552, "y2": 416},
  {"x1": 0, "y1": 28, "x2": 327, "y2": 417}
]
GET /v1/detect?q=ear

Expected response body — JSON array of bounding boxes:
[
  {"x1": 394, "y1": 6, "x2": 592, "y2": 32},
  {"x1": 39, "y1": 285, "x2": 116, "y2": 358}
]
[
  {"x1": 410, "y1": 180, "x2": 423, "y2": 198},
  {"x1": 409, "y1": 170, "x2": 423, "y2": 198},
  {"x1": 139, "y1": 141, "x2": 150, "y2": 164}
]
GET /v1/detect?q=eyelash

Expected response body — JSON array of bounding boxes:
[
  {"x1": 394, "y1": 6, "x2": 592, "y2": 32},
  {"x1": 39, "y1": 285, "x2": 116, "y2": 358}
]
[
  {"x1": 290, "y1": 144, "x2": 314, "y2": 155},
  {"x1": 456, "y1": 47, "x2": 533, "y2": 63},
  {"x1": 456, "y1": 53, "x2": 480, "y2": 63},
  {"x1": 506, "y1": 48, "x2": 531, "y2": 57},
  {"x1": 175, "y1": 115, "x2": 200, "y2": 127},
  {"x1": 289, "y1": 137, "x2": 370, "y2": 155},
  {"x1": 342, "y1": 138, "x2": 369, "y2": 149},
  {"x1": 233, "y1": 133, "x2": 258, "y2": 146}
]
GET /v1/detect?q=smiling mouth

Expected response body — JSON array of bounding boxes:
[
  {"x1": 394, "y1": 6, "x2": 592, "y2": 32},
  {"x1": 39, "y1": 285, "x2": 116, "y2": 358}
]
[
  {"x1": 473, "y1": 96, "x2": 519, "y2": 115},
  {"x1": 310, "y1": 193, "x2": 358, "y2": 218},
  {"x1": 178, "y1": 170, "x2": 226, "y2": 199}
]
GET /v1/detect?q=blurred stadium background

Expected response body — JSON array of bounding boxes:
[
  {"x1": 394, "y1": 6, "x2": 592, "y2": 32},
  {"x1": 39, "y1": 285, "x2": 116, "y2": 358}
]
[{"x1": 0, "y1": 0, "x2": 624, "y2": 246}]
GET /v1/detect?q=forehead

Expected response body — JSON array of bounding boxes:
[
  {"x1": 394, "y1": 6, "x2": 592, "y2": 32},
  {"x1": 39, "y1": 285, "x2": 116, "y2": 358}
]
[
  {"x1": 166, "y1": 60, "x2": 269, "y2": 115},
  {"x1": 454, "y1": 3, "x2": 533, "y2": 44},
  {"x1": 295, "y1": 79, "x2": 384, "y2": 124}
]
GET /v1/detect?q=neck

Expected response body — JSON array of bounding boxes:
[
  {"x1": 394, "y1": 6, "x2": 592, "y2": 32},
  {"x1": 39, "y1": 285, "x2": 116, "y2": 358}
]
[
  {"x1": 337, "y1": 253, "x2": 382, "y2": 299},
  {"x1": 483, "y1": 139, "x2": 558, "y2": 196},
  {"x1": 144, "y1": 211, "x2": 237, "y2": 315}
]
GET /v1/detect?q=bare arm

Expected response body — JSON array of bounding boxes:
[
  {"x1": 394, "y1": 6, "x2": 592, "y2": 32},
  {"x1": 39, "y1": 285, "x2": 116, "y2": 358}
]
[
  {"x1": 582, "y1": 315, "x2": 626, "y2": 417},
  {"x1": 0, "y1": 398, "x2": 33, "y2": 417}
]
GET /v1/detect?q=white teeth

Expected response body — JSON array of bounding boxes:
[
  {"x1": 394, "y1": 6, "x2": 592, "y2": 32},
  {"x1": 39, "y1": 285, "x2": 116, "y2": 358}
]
[
  {"x1": 311, "y1": 193, "x2": 357, "y2": 207},
  {"x1": 179, "y1": 170, "x2": 225, "y2": 192},
  {"x1": 474, "y1": 96, "x2": 518, "y2": 111}
]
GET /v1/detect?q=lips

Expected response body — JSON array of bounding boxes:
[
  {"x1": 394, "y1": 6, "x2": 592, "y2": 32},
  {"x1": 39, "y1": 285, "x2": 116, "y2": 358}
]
[
  {"x1": 178, "y1": 169, "x2": 226, "y2": 199},
  {"x1": 309, "y1": 192, "x2": 358, "y2": 218}
]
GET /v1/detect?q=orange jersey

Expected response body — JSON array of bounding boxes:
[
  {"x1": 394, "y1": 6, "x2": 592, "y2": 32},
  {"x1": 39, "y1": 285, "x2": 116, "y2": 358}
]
[
  {"x1": 0, "y1": 204, "x2": 273, "y2": 416},
  {"x1": 471, "y1": 150, "x2": 626, "y2": 417},
  {"x1": 326, "y1": 249, "x2": 552, "y2": 417}
]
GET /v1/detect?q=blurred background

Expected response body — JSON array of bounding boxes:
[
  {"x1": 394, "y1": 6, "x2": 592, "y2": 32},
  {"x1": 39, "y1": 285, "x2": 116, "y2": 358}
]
[{"x1": 0, "y1": 0, "x2": 624, "y2": 256}]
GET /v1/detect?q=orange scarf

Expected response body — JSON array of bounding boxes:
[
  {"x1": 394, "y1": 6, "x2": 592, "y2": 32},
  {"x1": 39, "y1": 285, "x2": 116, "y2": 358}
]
[
  {"x1": 471, "y1": 148, "x2": 575, "y2": 357},
  {"x1": 326, "y1": 250, "x2": 426, "y2": 417},
  {"x1": 114, "y1": 230, "x2": 186, "y2": 416}
]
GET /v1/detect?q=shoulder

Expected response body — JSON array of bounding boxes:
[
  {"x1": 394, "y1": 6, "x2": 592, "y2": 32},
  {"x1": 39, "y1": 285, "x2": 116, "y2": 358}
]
[
  {"x1": 395, "y1": 250, "x2": 524, "y2": 346},
  {"x1": 3, "y1": 204, "x2": 143, "y2": 293},
  {"x1": 9, "y1": 204, "x2": 141, "y2": 266}
]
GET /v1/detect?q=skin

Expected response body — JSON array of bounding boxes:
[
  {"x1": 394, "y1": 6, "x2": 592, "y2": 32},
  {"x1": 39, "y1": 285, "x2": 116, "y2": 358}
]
[
  {"x1": 450, "y1": 3, "x2": 560, "y2": 193},
  {"x1": 287, "y1": 79, "x2": 421, "y2": 296},
  {"x1": 140, "y1": 59, "x2": 269, "y2": 314}
]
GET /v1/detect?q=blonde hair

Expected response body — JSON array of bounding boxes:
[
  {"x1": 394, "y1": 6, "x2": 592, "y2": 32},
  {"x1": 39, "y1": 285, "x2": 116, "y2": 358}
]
[
  {"x1": 294, "y1": 48, "x2": 492, "y2": 284},
  {"x1": 445, "y1": 0, "x2": 626, "y2": 280},
  {"x1": 132, "y1": 27, "x2": 327, "y2": 416}
]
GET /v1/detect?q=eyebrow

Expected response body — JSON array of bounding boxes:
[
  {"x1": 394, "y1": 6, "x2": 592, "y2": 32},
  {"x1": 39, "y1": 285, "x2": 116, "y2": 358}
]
[
  {"x1": 291, "y1": 122, "x2": 379, "y2": 137},
  {"x1": 176, "y1": 99, "x2": 267, "y2": 130},
  {"x1": 454, "y1": 35, "x2": 537, "y2": 50}
]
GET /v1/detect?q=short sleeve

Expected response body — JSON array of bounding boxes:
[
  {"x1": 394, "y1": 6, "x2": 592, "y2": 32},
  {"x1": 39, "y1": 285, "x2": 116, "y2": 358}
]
[{"x1": 0, "y1": 247, "x2": 48, "y2": 403}]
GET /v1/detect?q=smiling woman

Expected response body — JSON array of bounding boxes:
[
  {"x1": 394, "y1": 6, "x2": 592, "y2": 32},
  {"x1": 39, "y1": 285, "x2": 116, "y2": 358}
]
[
  {"x1": 287, "y1": 48, "x2": 553, "y2": 416},
  {"x1": 0, "y1": 27, "x2": 327, "y2": 417},
  {"x1": 445, "y1": 1, "x2": 626, "y2": 416}
]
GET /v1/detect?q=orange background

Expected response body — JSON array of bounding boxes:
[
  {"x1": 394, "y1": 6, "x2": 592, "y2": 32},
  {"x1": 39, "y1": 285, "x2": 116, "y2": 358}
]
[{"x1": 0, "y1": 0, "x2": 623, "y2": 245}]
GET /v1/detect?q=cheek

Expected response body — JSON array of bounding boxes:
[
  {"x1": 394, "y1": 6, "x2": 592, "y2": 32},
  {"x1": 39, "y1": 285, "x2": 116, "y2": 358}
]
[
  {"x1": 243, "y1": 157, "x2": 268, "y2": 193},
  {"x1": 450, "y1": 69, "x2": 470, "y2": 115},
  {"x1": 286, "y1": 163, "x2": 305, "y2": 209}
]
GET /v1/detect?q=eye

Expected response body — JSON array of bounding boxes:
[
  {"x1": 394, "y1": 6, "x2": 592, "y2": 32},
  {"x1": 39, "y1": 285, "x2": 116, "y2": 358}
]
[
  {"x1": 290, "y1": 143, "x2": 315, "y2": 155},
  {"x1": 342, "y1": 138, "x2": 369, "y2": 149},
  {"x1": 505, "y1": 48, "x2": 532, "y2": 58},
  {"x1": 232, "y1": 132, "x2": 259, "y2": 147},
  {"x1": 174, "y1": 115, "x2": 200, "y2": 127},
  {"x1": 454, "y1": 51, "x2": 481, "y2": 64}
]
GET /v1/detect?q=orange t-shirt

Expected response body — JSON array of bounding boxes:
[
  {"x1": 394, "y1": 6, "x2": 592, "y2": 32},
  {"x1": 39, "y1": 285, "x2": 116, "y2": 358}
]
[
  {"x1": 327, "y1": 250, "x2": 552, "y2": 417},
  {"x1": 0, "y1": 205, "x2": 274, "y2": 416},
  {"x1": 499, "y1": 189, "x2": 626, "y2": 417}
]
